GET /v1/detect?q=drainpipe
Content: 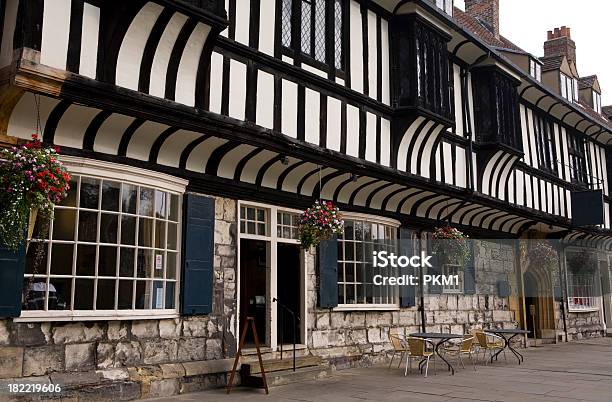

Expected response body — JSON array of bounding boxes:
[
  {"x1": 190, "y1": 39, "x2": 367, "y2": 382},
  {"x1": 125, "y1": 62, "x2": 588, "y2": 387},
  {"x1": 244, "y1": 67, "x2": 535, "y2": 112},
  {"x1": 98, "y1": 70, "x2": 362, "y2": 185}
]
[{"x1": 558, "y1": 244, "x2": 569, "y2": 342}]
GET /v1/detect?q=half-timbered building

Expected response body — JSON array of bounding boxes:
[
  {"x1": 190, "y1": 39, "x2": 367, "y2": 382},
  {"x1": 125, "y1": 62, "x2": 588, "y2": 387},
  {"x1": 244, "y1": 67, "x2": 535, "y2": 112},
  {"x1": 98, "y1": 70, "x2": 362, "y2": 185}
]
[{"x1": 0, "y1": 0, "x2": 611, "y2": 397}]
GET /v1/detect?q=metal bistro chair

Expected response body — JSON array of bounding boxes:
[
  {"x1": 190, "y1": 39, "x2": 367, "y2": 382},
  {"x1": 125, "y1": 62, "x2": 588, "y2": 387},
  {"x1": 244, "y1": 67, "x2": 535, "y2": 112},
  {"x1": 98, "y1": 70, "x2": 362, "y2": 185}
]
[
  {"x1": 388, "y1": 330, "x2": 410, "y2": 369},
  {"x1": 443, "y1": 335, "x2": 477, "y2": 371},
  {"x1": 405, "y1": 337, "x2": 436, "y2": 377},
  {"x1": 474, "y1": 331, "x2": 506, "y2": 364}
]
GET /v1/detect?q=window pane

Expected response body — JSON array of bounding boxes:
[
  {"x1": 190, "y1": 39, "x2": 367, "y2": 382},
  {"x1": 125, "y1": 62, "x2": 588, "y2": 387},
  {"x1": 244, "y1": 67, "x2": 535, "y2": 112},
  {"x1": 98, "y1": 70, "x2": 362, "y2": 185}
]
[
  {"x1": 101, "y1": 181, "x2": 120, "y2": 212},
  {"x1": 78, "y1": 211, "x2": 98, "y2": 242},
  {"x1": 58, "y1": 178, "x2": 78, "y2": 207},
  {"x1": 80, "y1": 177, "x2": 100, "y2": 209},
  {"x1": 139, "y1": 188, "x2": 155, "y2": 216},
  {"x1": 135, "y1": 281, "x2": 151, "y2": 309},
  {"x1": 137, "y1": 249, "x2": 153, "y2": 278},
  {"x1": 165, "y1": 282, "x2": 175, "y2": 309},
  {"x1": 119, "y1": 248, "x2": 135, "y2": 277},
  {"x1": 281, "y1": 0, "x2": 292, "y2": 47},
  {"x1": 155, "y1": 220, "x2": 166, "y2": 249},
  {"x1": 314, "y1": 0, "x2": 326, "y2": 62},
  {"x1": 76, "y1": 245, "x2": 96, "y2": 276},
  {"x1": 167, "y1": 252, "x2": 177, "y2": 279},
  {"x1": 26, "y1": 242, "x2": 48, "y2": 275},
  {"x1": 121, "y1": 216, "x2": 136, "y2": 245},
  {"x1": 334, "y1": 0, "x2": 343, "y2": 69},
  {"x1": 138, "y1": 217, "x2": 154, "y2": 247},
  {"x1": 247, "y1": 207, "x2": 255, "y2": 220},
  {"x1": 155, "y1": 190, "x2": 167, "y2": 219},
  {"x1": 256, "y1": 208, "x2": 265, "y2": 222},
  {"x1": 154, "y1": 252, "x2": 164, "y2": 278},
  {"x1": 50, "y1": 243, "x2": 73, "y2": 275},
  {"x1": 96, "y1": 279, "x2": 116, "y2": 310},
  {"x1": 122, "y1": 184, "x2": 137, "y2": 214},
  {"x1": 118, "y1": 280, "x2": 134, "y2": 309},
  {"x1": 49, "y1": 278, "x2": 71, "y2": 310},
  {"x1": 167, "y1": 222, "x2": 178, "y2": 250},
  {"x1": 98, "y1": 246, "x2": 117, "y2": 277},
  {"x1": 168, "y1": 194, "x2": 180, "y2": 222},
  {"x1": 152, "y1": 281, "x2": 164, "y2": 309},
  {"x1": 53, "y1": 209, "x2": 76, "y2": 241},
  {"x1": 73, "y1": 279, "x2": 94, "y2": 310},
  {"x1": 100, "y1": 213, "x2": 118, "y2": 243},
  {"x1": 23, "y1": 280, "x2": 47, "y2": 310},
  {"x1": 301, "y1": 0, "x2": 312, "y2": 55}
]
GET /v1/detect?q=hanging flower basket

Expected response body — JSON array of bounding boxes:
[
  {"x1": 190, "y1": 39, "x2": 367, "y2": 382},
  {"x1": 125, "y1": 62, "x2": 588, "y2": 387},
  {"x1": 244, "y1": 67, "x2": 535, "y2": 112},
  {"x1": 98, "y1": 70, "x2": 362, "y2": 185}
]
[
  {"x1": 566, "y1": 249, "x2": 598, "y2": 275},
  {"x1": 298, "y1": 200, "x2": 344, "y2": 249},
  {"x1": 431, "y1": 226, "x2": 470, "y2": 264},
  {"x1": 0, "y1": 135, "x2": 71, "y2": 251},
  {"x1": 528, "y1": 240, "x2": 558, "y2": 270}
]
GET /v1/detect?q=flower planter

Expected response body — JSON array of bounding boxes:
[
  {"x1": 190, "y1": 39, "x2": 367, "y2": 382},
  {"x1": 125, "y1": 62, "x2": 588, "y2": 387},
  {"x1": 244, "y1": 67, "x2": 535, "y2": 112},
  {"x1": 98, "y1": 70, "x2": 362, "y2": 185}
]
[{"x1": 298, "y1": 200, "x2": 344, "y2": 249}]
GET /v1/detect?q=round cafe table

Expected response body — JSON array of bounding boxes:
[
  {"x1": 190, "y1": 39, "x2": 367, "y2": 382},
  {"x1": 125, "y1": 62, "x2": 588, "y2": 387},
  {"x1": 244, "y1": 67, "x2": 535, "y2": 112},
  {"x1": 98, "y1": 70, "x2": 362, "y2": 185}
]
[
  {"x1": 484, "y1": 329, "x2": 530, "y2": 364},
  {"x1": 410, "y1": 333, "x2": 463, "y2": 375}
]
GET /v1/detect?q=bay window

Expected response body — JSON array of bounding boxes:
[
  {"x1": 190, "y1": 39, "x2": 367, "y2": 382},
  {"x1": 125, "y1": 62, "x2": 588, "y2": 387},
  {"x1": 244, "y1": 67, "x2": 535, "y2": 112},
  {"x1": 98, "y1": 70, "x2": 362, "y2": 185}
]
[
  {"x1": 567, "y1": 272, "x2": 598, "y2": 311},
  {"x1": 337, "y1": 216, "x2": 399, "y2": 308},
  {"x1": 21, "y1": 159, "x2": 187, "y2": 320}
]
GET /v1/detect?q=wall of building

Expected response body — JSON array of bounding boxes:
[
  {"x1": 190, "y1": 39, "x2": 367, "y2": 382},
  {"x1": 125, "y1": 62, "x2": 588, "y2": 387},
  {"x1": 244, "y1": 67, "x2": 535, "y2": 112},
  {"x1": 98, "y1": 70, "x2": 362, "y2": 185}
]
[{"x1": 0, "y1": 196, "x2": 238, "y2": 399}]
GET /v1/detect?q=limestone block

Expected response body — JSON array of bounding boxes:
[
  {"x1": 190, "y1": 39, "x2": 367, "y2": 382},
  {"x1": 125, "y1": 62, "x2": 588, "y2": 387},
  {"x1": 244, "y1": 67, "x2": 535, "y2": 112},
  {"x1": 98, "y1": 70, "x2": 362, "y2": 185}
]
[
  {"x1": 96, "y1": 368, "x2": 129, "y2": 381},
  {"x1": 330, "y1": 312, "x2": 365, "y2": 329},
  {"x1": 398, "y1": 310, "x2": 417, "y2": 326},
  {"x1": 177, "y1": 338, "x2": 207, "y2": 361},
  {"x1": 454, "y1": 311, "x2": 469, "y2": 324},
  {"x1": 13, "y1": 323, "x2": 46, "y2": 346},
  {"x1": 0, "y1": 321, "x2": 10, "y2": 345},
  {"x1": 149, "y1": 378, "x2": 179, "y2": 398},
  {"x1": 131, "y1": 321, "x2": 159, "y2": 339},
  {"x1": 182, "y1": 358, "x2": 234, "y2": 376},
  {"x1": 206, "y1": 339, "x2": 222, "y2": 360},
  {"x1": 23, "y1": 346, "x2": 64, "y2": 376},
  {"x1": 143, "y1": 340, "x2": 177, "y2": 364},
  {"x1": 96, "y1": 343, "x2": 115, "y2": 369},
  {"x1": 160, "y1": 363, "x2": 185, "y2": 379},
  {"x1": 107, "y1": 322, "x2": 128, "y2": 341},
  {"x1": 52, "y1": 323, "x2": 104, "y2": 344},
  {"x1": 115, "y1": 341, "x2": 142, "y2": 367},
  {"x1": 65, "y1": 343, "x2": 94, "y2": 371},
  {"x1": 159, "y1": 319, "x2": 181, "y2": 339},
  {"x1": 215, "y1": 221, "x2": 234, "y2": 247},
  {"x1": 366, "y1": 327, "x2": 385, "y2": 344},
  {"x1": 50, "y1": 371, "x2": 99, "y2": 386},
  {"x1": 364, "y1": 312, "x2": 392, "y2": 327},
  {"x1": 0, "y1": 347, "x2": 23, "y2": 379},
  {"x1": 457, "y1": 295, "x2": 473, "y2": 311},
  {"x1": 346, "y1": 329, "x2": 368, "y2": 345}
]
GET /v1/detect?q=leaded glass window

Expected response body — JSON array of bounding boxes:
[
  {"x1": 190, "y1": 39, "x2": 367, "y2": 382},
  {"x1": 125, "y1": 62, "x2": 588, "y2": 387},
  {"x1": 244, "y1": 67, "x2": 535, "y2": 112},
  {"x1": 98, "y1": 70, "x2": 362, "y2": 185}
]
[
  {"x1": 300, "y1": 0, "x2": 312, "y2": 55},
  {"x1": 281, "y1": 0, "x2": 292, "y2": 47}
]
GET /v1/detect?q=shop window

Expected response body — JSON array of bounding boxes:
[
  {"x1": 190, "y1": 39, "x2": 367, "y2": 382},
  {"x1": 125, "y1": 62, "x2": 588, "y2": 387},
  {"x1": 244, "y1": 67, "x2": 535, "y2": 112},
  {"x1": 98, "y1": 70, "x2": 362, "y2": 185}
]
[
  {"x1": 337, "y1": 218, "x2": 399, "y2": 307},
  {"x1": 23, "y1": 172, "x2": 182, "y2": 318},
  {"x1": 567, "y1": 272, "x2": 598, "y2": 311}
]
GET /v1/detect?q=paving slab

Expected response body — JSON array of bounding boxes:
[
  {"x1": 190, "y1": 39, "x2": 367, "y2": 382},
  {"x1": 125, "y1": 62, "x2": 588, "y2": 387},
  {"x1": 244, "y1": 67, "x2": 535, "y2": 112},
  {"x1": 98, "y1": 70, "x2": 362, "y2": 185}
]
[{"x1": 149, "y1": 338, "x2": 612, "y2": 402}]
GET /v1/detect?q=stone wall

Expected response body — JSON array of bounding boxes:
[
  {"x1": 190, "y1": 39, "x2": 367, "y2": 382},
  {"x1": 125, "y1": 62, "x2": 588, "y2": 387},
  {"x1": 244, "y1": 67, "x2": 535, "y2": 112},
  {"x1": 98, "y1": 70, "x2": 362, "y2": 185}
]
[
  {"x1": 0, "y1": 195, "x2": 238, "y2": 399},
  {"x1": 307, "y1": 240, "x2": 519, "y2": 368}
]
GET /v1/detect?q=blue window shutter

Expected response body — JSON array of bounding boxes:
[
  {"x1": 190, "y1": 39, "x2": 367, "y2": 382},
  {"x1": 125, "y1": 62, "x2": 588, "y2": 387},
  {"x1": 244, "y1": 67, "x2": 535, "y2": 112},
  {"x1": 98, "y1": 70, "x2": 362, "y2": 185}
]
[
  {"x1": 318, "y1": 239, "x2": 338, "y2": 308},
  {"x1": 464, "y1": 241, "x2": 476, "y2": 295},
  {"x1": 0, "y1": 242, "x2": 26, "y2": 317},
  {"x1": 399, "y1": 228, "x2": 416, "y2": 308},
  {"x1": 181, "y1": 194, "x2": 215, "y2": 315}
]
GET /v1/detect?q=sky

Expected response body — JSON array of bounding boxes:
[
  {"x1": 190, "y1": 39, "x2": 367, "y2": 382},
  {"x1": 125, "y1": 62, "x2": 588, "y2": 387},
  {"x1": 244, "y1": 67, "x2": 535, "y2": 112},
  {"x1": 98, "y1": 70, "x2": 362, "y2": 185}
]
[{"x1": 455, "y1": 0, "x2": 612, "y2": 105}]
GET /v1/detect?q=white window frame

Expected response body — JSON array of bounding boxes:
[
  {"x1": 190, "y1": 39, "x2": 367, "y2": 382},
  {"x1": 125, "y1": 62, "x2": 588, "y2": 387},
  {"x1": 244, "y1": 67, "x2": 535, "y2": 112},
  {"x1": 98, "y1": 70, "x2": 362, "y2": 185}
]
[
  {"x1": 593, "y1": 90, "x2": 602, "y2": 114},
  {"x1": 442, "y1": 263, "x2": 463, "y2": 294},
  {"x1": 237, "y1": 201, "x2": 306, "y2": 353},
  {"x1": 565, "y1": 249, "x2": 601, "y2": 313},
  {"x1": 17, "y1": 156, "x2": 188, "y2": 322},
  {"x1": 334, "y1": 212, "x2": 401, "y2": 311}
]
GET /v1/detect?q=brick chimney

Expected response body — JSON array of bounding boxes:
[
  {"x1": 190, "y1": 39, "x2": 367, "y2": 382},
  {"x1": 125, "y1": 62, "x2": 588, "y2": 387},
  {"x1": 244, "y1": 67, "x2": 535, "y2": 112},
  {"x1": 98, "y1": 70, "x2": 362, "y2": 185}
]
[
  {"x1": 544, "y1": 26, "x2": 576, "y2": 65},
  {"x1": 465, "y1": 0, "x2": 500, "y2": 38}
]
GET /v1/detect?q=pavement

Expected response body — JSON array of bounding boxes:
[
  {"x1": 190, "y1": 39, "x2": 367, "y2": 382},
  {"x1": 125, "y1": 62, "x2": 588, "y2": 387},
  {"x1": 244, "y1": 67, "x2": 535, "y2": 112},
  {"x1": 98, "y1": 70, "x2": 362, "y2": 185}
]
[{"x1": 150, "y1": 337, "x2": 612, "y2": 402}]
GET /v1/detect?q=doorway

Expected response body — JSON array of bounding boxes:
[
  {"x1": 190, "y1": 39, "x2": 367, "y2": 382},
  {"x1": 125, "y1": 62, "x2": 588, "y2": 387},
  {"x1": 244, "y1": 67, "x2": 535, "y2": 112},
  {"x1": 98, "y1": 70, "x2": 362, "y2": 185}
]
[
  {"x1": 239, "y1": 239, "x2": 268, "y2": 345},
  {"x1": 276, "y1": 243, "x2": 302, "y2": 345}
]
